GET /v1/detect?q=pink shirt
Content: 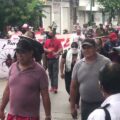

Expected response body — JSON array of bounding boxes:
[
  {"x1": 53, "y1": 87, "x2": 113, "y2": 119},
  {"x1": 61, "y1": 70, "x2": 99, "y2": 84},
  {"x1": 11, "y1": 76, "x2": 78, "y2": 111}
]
[{"x1": 8, "y1": 61, "x2": 48, "y2": 117}]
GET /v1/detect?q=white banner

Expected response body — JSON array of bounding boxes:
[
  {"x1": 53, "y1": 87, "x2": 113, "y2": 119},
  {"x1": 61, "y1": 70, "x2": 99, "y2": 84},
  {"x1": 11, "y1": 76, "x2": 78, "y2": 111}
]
[
  {"x1": 0, "y1": 34, "x2": 73, "y2": 78},
  {"x1": 36, "y1": 34, "x2": 73, "y2": 50},
  {"x1": 0, "y1": 39, "x2": 18, "y2": 79}
]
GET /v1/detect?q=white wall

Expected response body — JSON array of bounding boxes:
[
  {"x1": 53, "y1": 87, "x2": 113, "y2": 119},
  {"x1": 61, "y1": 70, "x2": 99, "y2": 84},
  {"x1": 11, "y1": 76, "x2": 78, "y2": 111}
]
[
  {"x1": 94, "y1": 12, "x2": 103, "y2": 25},
  {"x1": 78, "y1": 11, "x2": 86, "y2": 27},
  {"x1": 79, "y1": 0, "x2": 100, "y2": 11},
  {"x1": 61, "y1": 7, "x2": 70, "y2": 33},
  {"x1": 43, "y1": 7, "x2": 52, "y2": 30},
  {"x1": 53, "y1": 2, "x2": 61, "y2": 33},
  {"x1": 43, "y1": 0, "x2": 70, "y2": 33},
  {"x1": 79, "y1": 0, "x2": 90, "y2": 6},
  {"x1": 78, "y1": 0, "x2": 103, "y2": 26}
]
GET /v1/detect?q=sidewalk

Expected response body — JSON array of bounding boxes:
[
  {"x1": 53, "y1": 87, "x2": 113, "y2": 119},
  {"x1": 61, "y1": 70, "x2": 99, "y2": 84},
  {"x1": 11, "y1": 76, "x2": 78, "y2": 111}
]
[{"x1": 0, "y1": 78, "x2": 81, "y2": 120}]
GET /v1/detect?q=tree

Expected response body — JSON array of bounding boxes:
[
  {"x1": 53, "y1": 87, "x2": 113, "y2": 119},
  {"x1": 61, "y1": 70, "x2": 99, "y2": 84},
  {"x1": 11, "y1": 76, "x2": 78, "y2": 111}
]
[
  {"x1": 27, "y1": 0, "x2": 46, "y2": 28},
  {"x1": 97, "y1": 0, "x2": 120, "y2": 24},
  {"x1": 0, "y1": 0, "x2": 46, "y2": 32}
]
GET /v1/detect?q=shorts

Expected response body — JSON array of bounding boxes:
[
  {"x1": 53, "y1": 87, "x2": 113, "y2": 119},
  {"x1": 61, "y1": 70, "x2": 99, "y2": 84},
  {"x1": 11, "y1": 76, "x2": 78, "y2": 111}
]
[{"x1": 6, "y1": 113, "x2": 39, "y2": 120}]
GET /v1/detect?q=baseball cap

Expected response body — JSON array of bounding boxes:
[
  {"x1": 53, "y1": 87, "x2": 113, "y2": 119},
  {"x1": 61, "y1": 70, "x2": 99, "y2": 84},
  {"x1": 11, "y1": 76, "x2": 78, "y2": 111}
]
[
  {"x1": 15, "y1": 39, "x2": 34, "y2": 53},
  {"x1": 82, "y1": 39, "x2": 96, "y2": 48},
  {"x1": 109, "y1": 32, "x2": 117, "y2": 41}
]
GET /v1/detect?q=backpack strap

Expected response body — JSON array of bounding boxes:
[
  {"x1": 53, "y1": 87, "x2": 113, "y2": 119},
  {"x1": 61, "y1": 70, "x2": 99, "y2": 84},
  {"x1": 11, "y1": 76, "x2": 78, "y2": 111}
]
[{"x1": 100, "y1": 104, "x2": 111, "y2": 120}]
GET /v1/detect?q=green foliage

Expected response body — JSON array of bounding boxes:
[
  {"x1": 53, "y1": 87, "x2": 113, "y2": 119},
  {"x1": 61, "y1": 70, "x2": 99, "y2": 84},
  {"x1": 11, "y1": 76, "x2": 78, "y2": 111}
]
[
  {"x1": 0, "y1": 0, "x2": 45, "y2": 31},
  {"x1": 97, "y1": 0, "x2": 120, "y2": 22},
  {"x1": 98, "y1": 0, "x2": 120, "y2": 10}
]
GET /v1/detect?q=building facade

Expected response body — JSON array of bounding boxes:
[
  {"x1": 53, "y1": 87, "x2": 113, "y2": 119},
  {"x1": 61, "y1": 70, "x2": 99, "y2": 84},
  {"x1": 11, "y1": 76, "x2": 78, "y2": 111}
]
[
  {"x1": 42, "y1": 0, "x2": 108, "y2": 33},
  {"x1": 78, "y1": 0, "x2": 103, "y2": 26},
  {"x1": 43, "y1": 0, "x2": 70, "y2": 33}
]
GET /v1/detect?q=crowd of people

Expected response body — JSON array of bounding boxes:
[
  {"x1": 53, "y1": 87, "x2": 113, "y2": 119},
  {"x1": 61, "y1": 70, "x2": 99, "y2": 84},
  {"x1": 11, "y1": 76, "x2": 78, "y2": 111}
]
[{"x1": 0, "y1": 22, "x2": 120, "y2": 120}]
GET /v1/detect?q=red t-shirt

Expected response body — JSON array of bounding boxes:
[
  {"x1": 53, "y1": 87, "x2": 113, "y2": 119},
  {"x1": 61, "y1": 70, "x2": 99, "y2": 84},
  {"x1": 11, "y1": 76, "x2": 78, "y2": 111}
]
[{"x1": 44, "y1": 38, "x2": 62, "y2": 59}]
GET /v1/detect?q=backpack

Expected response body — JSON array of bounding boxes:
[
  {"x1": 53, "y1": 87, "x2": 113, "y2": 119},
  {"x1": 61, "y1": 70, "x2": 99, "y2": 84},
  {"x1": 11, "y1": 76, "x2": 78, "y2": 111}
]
[
  {"x1": 100, "y1": 104, "x2": 111, "y2": 120},
  {"x1": 26, "y1": 39, "x2": 44, "y2": 62}
]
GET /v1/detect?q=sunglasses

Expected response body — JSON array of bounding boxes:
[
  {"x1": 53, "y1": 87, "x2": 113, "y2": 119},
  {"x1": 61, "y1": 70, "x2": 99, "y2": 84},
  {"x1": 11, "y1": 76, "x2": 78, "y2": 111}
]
[{"x1": 71, "y1": 45, "x2": 78, "y2": 48}]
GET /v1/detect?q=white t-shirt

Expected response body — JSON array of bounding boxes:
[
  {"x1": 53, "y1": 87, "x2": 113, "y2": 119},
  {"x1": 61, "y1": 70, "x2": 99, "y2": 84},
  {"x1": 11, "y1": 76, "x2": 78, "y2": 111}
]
[
  {"x1": 87, "y1": 93, "x2": 120, "y2": 120},
  {"x1": 70, "y1": 33, "x2": 85, "y2": 50}
]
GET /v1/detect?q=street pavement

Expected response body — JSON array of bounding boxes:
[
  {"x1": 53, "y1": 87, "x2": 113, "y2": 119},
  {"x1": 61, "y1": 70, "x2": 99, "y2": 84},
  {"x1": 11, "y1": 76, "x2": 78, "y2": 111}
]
[{"x1": 0, "y1": 76, "x2": 81, "y2": 120}]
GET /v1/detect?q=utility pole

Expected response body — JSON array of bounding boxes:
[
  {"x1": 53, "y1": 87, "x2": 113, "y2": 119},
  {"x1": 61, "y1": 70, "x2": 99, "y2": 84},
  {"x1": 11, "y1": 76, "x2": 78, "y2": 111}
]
[
  {"x1": 70, "y1": 0, "x2": 79, "y2": 32},
  {"x1": 60, "y1": 0, "x2": 63, "y2": 34},
  {"x1": 52, "y1": 0, "x2": 54, "y2": 22},
  {"x1": 89, "y1": 0, "x2": 93, "y2": 26}
]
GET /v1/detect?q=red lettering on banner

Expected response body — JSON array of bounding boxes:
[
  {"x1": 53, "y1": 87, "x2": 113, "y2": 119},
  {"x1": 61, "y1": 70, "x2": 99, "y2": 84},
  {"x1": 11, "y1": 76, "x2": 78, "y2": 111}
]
[
  {"x1": 35, "y1": 33, "x2": 72, "y2": 50},
  {"x1": 63, "y1": 38, "x2": 70, "y2": 48}
]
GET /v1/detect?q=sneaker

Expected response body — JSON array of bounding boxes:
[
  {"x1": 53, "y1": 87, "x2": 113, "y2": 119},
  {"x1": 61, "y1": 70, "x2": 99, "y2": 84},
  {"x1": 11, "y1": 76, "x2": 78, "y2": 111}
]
[{"x1": 49, "y1": 88, "x2": 54, "y2": 92}]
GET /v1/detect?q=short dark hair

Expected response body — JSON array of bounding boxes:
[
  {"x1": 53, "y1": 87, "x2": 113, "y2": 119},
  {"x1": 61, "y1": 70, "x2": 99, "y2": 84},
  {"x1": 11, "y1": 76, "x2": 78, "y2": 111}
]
[
  {"x1": 18, "y1": 36, "x2": 44, "y2": 62},
  {"x1": 99, "y1": 63, "x2": 120, "y2": 94},
  {"x1": 15, "y1": 39, "x2": 34, "y2": 52}
]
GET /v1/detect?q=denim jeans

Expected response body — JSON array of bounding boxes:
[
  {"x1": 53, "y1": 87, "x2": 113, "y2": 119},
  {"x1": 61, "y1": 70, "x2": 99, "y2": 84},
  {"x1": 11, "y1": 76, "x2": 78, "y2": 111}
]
[{"x1": 47, "y1": 58, "x2": 59, "y2": 88}]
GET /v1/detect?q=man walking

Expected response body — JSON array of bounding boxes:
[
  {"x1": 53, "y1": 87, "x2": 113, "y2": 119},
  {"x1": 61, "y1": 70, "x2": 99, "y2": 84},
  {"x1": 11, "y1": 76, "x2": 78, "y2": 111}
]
[
  {"x1": 0, "y1": 38, "x2": 51, "y2": 120},
  {"x1": 70, "y1": 39, "x2": 111, "y2": 120},
  {"x1": 44, "y1": 32, "x2": 63, "y2": 93}
]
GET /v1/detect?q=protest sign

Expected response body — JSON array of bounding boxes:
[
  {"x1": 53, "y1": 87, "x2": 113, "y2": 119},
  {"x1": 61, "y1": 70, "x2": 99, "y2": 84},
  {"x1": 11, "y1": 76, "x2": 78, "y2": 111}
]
[
  {"x1": 0, "y1": 39, "x2": 18, "y2": 79},
  {"x1": 0, "y1": 33, "x2": 73, "y2": 78}
]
